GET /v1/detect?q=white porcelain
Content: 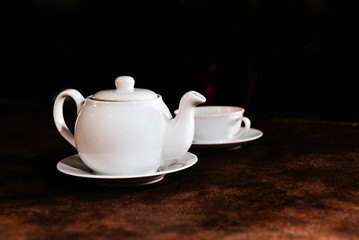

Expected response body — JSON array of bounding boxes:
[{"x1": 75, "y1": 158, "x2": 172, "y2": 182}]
[
  {"x1": 193, "y1": 106, "x2": 251, "y2": 142},
  {"x1": 92, "y1": 76, "x2": 158, "y2": 101},
  {"x1": 53, "y1": 76, "x2": 206, "y2": 176},
  {"x1": 57, "y1": 152, "x2": 198, "y2": 186},
  {"x1": 192, "y1": 128, "x2": 263, "y2": 150}
]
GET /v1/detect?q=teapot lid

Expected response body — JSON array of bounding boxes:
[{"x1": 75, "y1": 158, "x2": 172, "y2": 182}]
[{"x1": 92, "y1": 76, "x2": 158, "y2": 101}]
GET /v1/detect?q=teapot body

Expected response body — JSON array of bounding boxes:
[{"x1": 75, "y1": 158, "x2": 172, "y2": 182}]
[{"x1": 74, "y1": 96, "x2": 172, "y2": 175}]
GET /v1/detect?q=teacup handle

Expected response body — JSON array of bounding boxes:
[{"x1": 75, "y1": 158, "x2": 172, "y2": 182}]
[
  {"x1": 53, "y1": 89, "x2": 85, "y2": 148},
  {"x1": 233, "y1": 116, "x2": 251, "y2": 139}
]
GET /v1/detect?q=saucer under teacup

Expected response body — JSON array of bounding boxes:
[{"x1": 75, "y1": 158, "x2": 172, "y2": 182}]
[{"x1": 191, "y1": 128, "x2": 263, "y2": 150}]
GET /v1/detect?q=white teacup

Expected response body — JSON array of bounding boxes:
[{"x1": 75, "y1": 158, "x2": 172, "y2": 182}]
[{"x1": 193, "y1": 106, "x2": 251, "y2": 142}]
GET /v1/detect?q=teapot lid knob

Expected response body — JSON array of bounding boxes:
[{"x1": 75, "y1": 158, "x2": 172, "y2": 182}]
[{"x1": 115, "y1": 76, "x2": 135, "y2": 92}]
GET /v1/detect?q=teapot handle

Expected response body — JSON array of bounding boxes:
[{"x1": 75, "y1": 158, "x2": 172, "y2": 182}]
[{"x1": 53, "y1": 89, "x2": 85, "y2": 148}]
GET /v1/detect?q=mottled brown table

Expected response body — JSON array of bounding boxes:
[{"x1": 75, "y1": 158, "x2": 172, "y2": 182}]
[{"x1": 1, "y1": 100, "x2": 359, "y2": 239}]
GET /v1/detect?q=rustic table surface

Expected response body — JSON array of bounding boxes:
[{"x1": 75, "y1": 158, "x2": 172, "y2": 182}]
[{"x1": 1, "y1": 100, "x2": 359, "y2": 240}]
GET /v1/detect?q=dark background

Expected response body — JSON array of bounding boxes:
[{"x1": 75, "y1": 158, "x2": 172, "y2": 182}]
[{"x1": 2, "y1": 0, "x2": 358, "y2": 121}]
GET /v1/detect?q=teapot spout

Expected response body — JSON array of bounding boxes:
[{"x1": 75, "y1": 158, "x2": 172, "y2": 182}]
[{"x1": 163, "y1": 91, "x2": 206, "y2": 161}]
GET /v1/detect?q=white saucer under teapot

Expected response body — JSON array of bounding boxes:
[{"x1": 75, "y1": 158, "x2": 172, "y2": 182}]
[{"x1": 53, "y1": 76, "x2": 206, "y2": 176}]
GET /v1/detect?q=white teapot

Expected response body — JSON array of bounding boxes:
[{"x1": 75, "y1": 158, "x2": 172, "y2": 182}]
[{"x1": 53, "y1": 76, "x2": 206, "y2": 175}]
